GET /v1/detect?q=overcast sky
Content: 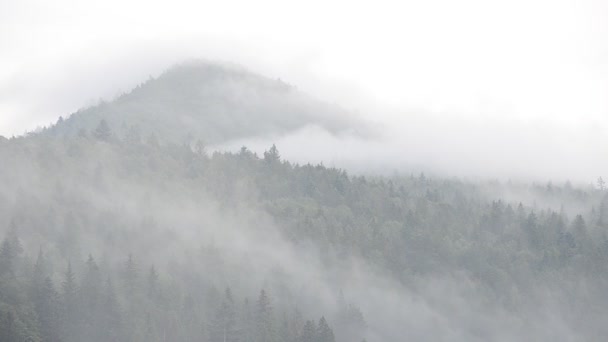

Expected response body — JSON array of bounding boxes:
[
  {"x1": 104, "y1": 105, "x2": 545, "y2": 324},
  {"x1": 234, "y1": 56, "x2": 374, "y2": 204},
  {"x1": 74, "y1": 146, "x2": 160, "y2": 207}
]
[{"x1": 1, "y1": 0, "x2": 607, "y2": 180}]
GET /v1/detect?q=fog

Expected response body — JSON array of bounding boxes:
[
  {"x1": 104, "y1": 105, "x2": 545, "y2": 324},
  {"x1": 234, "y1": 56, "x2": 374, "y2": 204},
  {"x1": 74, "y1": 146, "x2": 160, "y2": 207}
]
[
  {"x1": 2, "y1": 132, "x2": 606, "y2": 341},
  {"x1": 2, "y1": 1, "x2": 608, "y2": 341},
  {"x1": 2, "y1": 0, "x2": 608, "y2": 182},
  {"x1": 214, "y1": 115, "x2": 606, "y2": 183}
]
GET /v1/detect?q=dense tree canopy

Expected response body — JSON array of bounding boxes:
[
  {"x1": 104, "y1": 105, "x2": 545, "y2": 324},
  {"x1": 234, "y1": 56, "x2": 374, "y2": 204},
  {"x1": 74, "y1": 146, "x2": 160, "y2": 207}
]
[{"x1": 0, "y1": 119, "x2": 607, "y2": 340}]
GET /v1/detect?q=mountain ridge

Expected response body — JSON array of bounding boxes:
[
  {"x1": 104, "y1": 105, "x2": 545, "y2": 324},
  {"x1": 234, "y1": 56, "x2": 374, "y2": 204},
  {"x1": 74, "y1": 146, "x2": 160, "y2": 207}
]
[{"x1": 46, "y1": 60, "x2": 366, "y2": 145}]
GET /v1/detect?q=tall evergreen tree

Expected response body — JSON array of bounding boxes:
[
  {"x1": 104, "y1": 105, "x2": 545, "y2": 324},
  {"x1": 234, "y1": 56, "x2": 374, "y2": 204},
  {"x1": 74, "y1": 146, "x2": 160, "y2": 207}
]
[
  {"x1": 36, "y1": 277, "x2": 60, "y2": 342},
  {"x1": 0, "y1": 238, "x2": 15, "y2": 277},
  {"x1": 299, "y1": 320, "x2": 316, "y2": 342},
  {"x1": 240, "y1": 298, "x2": 255, "y2": 342},
  {"x1": 0, "y1": 310, "x2": 19, "y2": 342},
  {"x1": 146, "y1": 265, "x2": 159, "y2": 299},
  {"x1": 255, "y1": 289, "x2": 275, "y2": 342},
  {"x1": 94, "y1": 119, "x2": 112, "y2": 141},
  {"x1": 264, "y1": 144, "x2": 280, "y2": 164},
  {"x1": 100, "y1": 277, "x2": 123, "y2": 342},
  {"x1": 123, "y1": 254, "x2": 139, "y2": 294},
  {"x1": 61, "y1": 262, "x2": 78, "y2": 341},
  {"x1": 210, "y1": 287, "x2": 238, "y2": 342},
  {"x1": 316, "y1": 317, "x2": 335, "y2": 342},
  {"x1": 78, "y1": 255, "x2": 101, "y2": 341}
]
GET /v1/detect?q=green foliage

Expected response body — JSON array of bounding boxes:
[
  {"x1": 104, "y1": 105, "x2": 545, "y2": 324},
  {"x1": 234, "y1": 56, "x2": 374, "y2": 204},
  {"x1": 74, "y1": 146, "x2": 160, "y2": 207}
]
[
  {"x1": 93, "y1": 120, "x2": 112, "y2": 142},
  {"x1": 2, "y1": 119, "x2": 608, "y2": 341}
]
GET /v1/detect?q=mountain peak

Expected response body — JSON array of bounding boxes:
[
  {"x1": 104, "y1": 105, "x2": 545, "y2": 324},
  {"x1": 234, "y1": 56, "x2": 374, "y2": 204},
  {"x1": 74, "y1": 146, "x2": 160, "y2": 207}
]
[{"x1": 50, "y1": 60, "x2": 361, "y2": 145}]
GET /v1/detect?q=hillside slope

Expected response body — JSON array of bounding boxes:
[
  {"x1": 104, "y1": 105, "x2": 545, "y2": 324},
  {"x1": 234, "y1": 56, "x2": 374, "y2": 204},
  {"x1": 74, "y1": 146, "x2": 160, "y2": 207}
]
[
  {"x1": 1, "y1": 64, "x2": 608, "y2": 342},
  {"x1": 48, "y1": 61, "x2": 364, "y2": 145}
]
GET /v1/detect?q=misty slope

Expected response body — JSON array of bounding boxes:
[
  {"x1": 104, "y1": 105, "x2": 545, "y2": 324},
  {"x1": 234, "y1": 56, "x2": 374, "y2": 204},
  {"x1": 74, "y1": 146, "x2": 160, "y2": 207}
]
[
  {"x1": 2, "y1": 66, "x2": 608, "y2": 342},
  {"x1": 2, "y1": 128, "x2": 608, "y2": 341},
  {"x1": 48, "y1": 61, "x2": 363, "y2": 145}
]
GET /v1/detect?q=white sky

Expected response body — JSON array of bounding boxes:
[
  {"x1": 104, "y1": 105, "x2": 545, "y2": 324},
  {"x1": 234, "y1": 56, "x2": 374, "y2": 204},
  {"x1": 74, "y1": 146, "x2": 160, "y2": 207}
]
[{"x1": 1, "y1": 0, "x2": 607, "y2": 180}]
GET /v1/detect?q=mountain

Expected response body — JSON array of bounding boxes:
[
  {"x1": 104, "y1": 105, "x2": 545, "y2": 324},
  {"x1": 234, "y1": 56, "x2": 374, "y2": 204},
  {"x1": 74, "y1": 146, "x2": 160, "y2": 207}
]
[
  {"x1": 1, "y1": 62, "x2": 608, "y2": 342},
  {"x1": 48, "y1": 60, "x2": 364, "y2": 145}
]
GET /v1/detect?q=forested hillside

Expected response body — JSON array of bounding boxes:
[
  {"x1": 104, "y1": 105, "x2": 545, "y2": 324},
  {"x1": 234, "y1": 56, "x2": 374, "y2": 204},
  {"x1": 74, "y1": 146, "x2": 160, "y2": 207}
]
[
  {"x1": 45, "y1": 61, "x2": 364, "y2": 145},
  {"x1": 1, "y1": 61, "x2": 608, "y2": 341},
  {"x1": 1, "y1": 118, "x2": 608, "y2": 341}
]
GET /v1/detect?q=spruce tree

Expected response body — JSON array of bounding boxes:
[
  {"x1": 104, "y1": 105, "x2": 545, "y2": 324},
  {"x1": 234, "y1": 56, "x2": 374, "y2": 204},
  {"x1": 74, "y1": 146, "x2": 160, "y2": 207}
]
[
  {"x1": 61, "y1": 262, "x2": 78, "y2": 341},
  {"x1": 210, "y1": 287, "x2": 238, "y2": 342},
  {"x1": 0, "y1": 238, "x2": 14, "y2": 276},
  {"x1": 240, "y1": 298, "x2": 255, "y2": 342},
  {"x1": 94, "y1": 119, "x2": 112, "y2": 141},
  {"x1": 146, "y1": 265, "x2": 159, "y2": 299},
  {"x1": 299, "y1": 320, "x2": 316, "y2": 342},
  {"x1": 263, "y1": 144, "x2": 280, "y2": 164},
  {"x1": 0, "y1": 310, "x2": 18, "y2": 342},
  {"x1": 317, "y1": 317, "x2": 335, "y2": 342},
  {"x1": 123, "y1": 254, "x2": 138, "y2": 294},
  {"x1": 100, "y1": 277, "x2": 123, "y2": 342},
  {"x1": 36, "y1": 277, "x2": 60, "y2": 342},
  {"x1": 79, "y1": 255, "x2": 101, "y2": 341},
  {"x1": 255, "y1": 289, "x2": 275, "y2": 342}
]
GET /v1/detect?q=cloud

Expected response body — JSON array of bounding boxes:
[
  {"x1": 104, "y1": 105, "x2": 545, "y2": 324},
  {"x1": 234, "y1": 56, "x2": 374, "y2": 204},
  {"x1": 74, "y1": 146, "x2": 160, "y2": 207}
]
[
  {"x1": 1, "y1": 0, "x2": 607, "y2": 180},
  {"x1": 213, "y1": 115, "x2": 608, "y2": 183}
]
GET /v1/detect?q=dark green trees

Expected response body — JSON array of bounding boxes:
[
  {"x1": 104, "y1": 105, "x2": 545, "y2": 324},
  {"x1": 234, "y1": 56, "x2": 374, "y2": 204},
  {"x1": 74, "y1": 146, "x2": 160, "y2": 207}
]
[
  {"x1": 123, "y1": 254, "x2": 139, "y2": 295},
  {"x1": 36, "y1": 277, "x2": 60, "y2": 342},
  {"x1": 0, "y1": 240, "x2": 14, "y2": 277},
  {"x1": 210, "y1": 287, "x2": 238, "y2": 342},
  {"x1": 60, "y1": 262, "x2": 78, "y2": 341},
  {"x1": 264, "y1": 144, "x2": 280, "y2": 164},
  {"x1": 300, "y1": 320, "x2": 316, "y2": 342},
  {"x1": 256, "y1": 289, "x2": 275, "y2": 342},
  {"x1": 0, "y1": 310, "x2": 19, "y2": 342},
  {"x1": 94, "y1": 119, "x2": 112, "y2": 141},
  {"x1": 317, "y1": 317, "x2": 335, "y2": 342},
  {"x1": 298, "y1": 317, "x2": 336, "y2": 342}
]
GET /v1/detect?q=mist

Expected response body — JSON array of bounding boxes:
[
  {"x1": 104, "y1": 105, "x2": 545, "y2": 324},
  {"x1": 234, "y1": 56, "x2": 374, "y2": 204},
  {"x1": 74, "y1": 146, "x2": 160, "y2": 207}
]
[
  {"x1": 2, "y1": 1, "x2": 608, "y2": 341},
  {"x1": 2, "y1": 130, "x2": 606, "y2": 341},
  {"x1": 213, "y1": 114, "x2": 606, "y2": 183},
  {"x1": 2, "y1": 0, "x2": 608, "y2": 182}
]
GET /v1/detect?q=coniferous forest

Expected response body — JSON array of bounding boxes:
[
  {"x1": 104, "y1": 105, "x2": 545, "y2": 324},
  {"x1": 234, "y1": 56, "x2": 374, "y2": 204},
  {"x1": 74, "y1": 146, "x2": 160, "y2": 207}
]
[{"x1": 1, "y1": 63, "x2": 608, "y2": 341}]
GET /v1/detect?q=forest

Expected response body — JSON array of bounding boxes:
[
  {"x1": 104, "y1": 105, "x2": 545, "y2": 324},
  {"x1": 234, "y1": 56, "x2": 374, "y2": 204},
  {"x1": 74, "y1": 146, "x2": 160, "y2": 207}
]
[{"x1": 1, "y1": 113, "x2": 607, "y2": 341}]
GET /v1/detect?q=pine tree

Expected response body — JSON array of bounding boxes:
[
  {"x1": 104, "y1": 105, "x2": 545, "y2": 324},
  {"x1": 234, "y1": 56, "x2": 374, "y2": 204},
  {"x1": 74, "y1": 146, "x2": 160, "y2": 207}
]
[
  {"x1": 6, "y1": 222, "x2": 23, "y2": 255},
  {"x1": 335, "y1": 302, "x2": 366, "y2": 342},
  {"x1": 573, "y1": 214, "x2": 590, "y2": 253},
  {"x1": 299, "y1": 320, "x2": 316, "y2": 342},
  {"x1": 61, "y1": 262, "x2": 78, "y2": 341},
  {"x1": 30, "y1": 248, "x2": 47, "y2": 302},
  {"x1": 100, "y1": 277, "x2": 123, "y2": 341},
  {"x1": 123, "y1": 254, "x2": 138, "y2": 294},
  {"x1": 277, "y1": 314, "x2": 291, "y2": 342},
  {"x1": 264, "y1": 144, "x2": 280, "y2": 164},
  {"x1": 36, "y1": 277, "x2": 61, "y2": 342},
  {"x1": 240, "y1": 298, "x2": 255, "y2": 342},
  {"x1": 146, "y1": 265, "x2": 159, "y2": 299},
  {"x1": 210, "y1": 287, "x2": 238, "y2": 342},
  {"x1": 94, "y1": 119, "x2": 112, "y2": 141},
  {"x1": 79, "y1": 255, "x2": 101, "y2": 341},
  {"x1": 255, "y1": 289, "x2": 275, "y2": 342},
  {"x1": 0, "y1": 238, "x2": 15, "y2": 276},
  {"x1": 0, "y1": 310, "x2": 18, "y2": 342},
  {"x1": 0, "y1": 226, "x2": 22, "y2": 278},
  {"x1": 316, "y1": 317, "x2": 335, "y2": 342},
  {"x1": 290, "y1": 309, "x2": 304, "y2": 342}
]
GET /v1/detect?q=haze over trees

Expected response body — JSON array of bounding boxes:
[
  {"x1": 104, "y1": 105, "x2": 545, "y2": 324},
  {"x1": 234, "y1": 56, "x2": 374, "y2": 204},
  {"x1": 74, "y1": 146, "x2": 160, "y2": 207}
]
[
  {"x1": 1, "y1": 62, "x2": 608, "y2": 341},
  {"x1": 47, "y1": 61, "x2": 366, "y2": 145}
]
